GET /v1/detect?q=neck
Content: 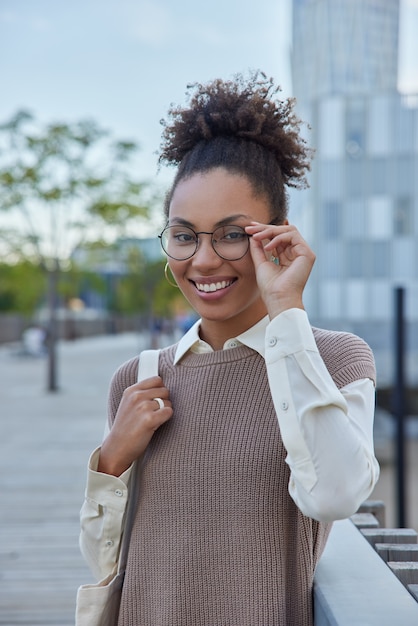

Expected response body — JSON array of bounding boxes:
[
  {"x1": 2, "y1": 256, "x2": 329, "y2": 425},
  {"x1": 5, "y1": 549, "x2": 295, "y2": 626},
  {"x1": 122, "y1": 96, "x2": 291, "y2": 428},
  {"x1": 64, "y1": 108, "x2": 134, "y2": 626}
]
[{"x1": 199, "y1": 311, "x2": 267, "y2": 351}]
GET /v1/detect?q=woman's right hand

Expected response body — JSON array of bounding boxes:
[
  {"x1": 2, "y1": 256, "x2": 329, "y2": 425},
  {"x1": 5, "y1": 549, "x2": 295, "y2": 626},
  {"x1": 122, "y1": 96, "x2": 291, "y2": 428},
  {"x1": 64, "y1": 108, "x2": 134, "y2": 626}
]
[{"x1": 98, "y1": 376, "x2": 173, "y2": 476}]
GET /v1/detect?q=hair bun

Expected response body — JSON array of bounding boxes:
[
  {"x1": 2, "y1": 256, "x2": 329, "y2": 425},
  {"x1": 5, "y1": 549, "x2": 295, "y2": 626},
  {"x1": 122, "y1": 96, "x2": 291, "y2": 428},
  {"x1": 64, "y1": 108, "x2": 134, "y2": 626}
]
[{"x1": 159, "y1": 70, "x2": 312, "y2": 189}]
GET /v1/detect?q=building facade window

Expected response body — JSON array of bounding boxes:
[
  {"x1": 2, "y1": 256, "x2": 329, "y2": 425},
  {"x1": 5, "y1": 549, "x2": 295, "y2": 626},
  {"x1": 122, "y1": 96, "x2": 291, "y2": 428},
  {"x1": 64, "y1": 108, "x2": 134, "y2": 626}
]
[
  {"x1": 346, "y1": 280, "x2": 367, "y2": 319},
  {"x1": 371, "y1": 241, "x2": 390, "y2": 278},
  {"x1": 395, "y1": 158, "x2": 414, "y2": 195},
  {"x1": 392, "y1": 239, "x2": 415, "y2": 278},
  {"x1": 320, "y1": 281, "x2": 342, "y2": 319},
  {"x1": 395, "y1": 101, "x2": 415, "y2": 154},
  {"x1": 346, "y1": 99, "x2": 365, "y2": 158},
  {"x1": 394, "y1": 197, "x2": 413, "y2": 235},
  {"x1": 368, "y1": 196, "x2": 392, "y2": 238},
  {"x1": 318, "y1": 97, "x2": 345, "y2": 158},
  {"x1": 370, "y1": 157, "x2": 391, "y2": 194},
  {"x1": 322, "y1": 242, "x2": 343, "y2": 278},
  {"x1": 345, "y1": 199, "x2": 366, "y2": 238},
  {"x1": 324, "y1": 201, "x2": 341, "y2": 238},
  {"x1": 346, "y1": 159, "x2": 366, "y2": 198},
  {"x1": 319, "y1": 160, "x2": 344, "y2": 200},
  {"x1": 347, "y1": 240, "x2": 368, "y2": 278},
  {"x1": 368, "y1": 95, "x2": 392, "y2": 156}
]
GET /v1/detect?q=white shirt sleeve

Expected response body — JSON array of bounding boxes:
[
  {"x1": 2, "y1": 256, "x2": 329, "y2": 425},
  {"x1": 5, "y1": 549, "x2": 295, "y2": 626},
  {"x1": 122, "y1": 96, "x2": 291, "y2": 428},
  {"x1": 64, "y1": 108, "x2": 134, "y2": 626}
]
[
  {"x1": 79, "y1": 447, "x2": 133, "y2": 580},
  {"x1": 264, "y1": 308, "x2": 380, "y2": 523}
]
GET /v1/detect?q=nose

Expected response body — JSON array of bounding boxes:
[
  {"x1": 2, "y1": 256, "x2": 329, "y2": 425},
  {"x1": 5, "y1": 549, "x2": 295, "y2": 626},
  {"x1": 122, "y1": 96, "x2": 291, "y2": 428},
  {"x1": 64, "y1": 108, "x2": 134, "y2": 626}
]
[{"x1": 192, "y1": 234, "x2": 223, "y2": 269}]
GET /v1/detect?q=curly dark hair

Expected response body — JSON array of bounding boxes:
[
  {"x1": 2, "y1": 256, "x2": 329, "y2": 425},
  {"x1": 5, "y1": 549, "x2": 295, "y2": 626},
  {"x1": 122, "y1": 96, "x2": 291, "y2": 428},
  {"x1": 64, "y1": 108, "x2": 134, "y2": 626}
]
[{"x1": 159, "y1": 71, "x2": 313, "y2": 222}]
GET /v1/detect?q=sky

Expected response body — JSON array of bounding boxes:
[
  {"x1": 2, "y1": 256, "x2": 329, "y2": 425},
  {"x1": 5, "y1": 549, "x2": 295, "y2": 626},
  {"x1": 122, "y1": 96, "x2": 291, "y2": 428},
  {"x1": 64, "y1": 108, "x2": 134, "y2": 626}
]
[
  {"x1": 1, "y1": 0, "x2": 418, "y2": 191},
  {"x1": 0, "y1": 0, "x2": 292, "y2": 189}
]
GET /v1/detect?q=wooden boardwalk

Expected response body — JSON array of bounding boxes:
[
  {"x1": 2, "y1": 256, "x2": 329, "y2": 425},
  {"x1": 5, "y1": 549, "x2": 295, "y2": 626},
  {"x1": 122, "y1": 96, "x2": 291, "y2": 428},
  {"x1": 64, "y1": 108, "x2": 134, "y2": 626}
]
[
  {"x1": 1, "y1": 331, "x2": 417, "y2": 624},
  {"x1": 0, "y1": 333, "x2": 147, "y2": 625}
]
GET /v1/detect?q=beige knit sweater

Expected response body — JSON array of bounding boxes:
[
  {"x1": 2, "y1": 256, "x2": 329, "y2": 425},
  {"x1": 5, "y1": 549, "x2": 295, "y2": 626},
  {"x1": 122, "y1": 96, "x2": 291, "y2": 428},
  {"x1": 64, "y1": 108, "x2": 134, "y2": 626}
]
[{"x1": 107, "y1": 328, "x2": 375, "y2": 626}]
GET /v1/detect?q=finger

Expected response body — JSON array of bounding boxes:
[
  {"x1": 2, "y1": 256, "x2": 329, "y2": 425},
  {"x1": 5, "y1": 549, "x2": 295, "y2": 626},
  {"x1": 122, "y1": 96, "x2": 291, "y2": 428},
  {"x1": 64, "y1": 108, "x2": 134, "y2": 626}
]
[
  {"x1": 152, "y1": 397, "x2": 165, "y2": 410},
  {"x1": 246, "y1": 224, "x2": 300, "y2": 253},
  {"x1": 141, "y1": 399, "x2": 173, "y2": 426},
  {"x1": 248, "y1": 230, "x2": 291, "y2": 263},
  {"x1": 146, "y1": 406, "x2": 174, "y2": 432},
  {"x1": 246, "y1": 222, "x2": 297, "y2": 235},
  {"x1": 147, "y1": 384, "x2": 170, "y2": 397},
  {"x1": 147, "y1": 395, "x2": 172, "y2": 410},
  {"x1": 246, "y1": 222, "x2": 294, "y2": 237},
  {"x1": 121, "y1": 381, "x2": 171, "y2": 408},
  {"x1": 134, "y1": 375, "x2": 165, "y2": 390},
  {"x1": 253, "y1": 228, "x2": 311, "y2": 262},
  {"x1": 142, "y1": 399, "x2": 172, "y2": 417},
  {"x1": 249, "y1": 234, "x2": 272, "y2": 266}
]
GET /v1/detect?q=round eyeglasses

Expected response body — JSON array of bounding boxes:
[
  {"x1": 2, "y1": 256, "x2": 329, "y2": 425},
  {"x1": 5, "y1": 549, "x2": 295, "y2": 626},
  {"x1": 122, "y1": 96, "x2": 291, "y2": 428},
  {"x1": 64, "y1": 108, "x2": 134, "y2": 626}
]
[{"x1": 158, "y1": 224, "x2": 251, "y2": 261}]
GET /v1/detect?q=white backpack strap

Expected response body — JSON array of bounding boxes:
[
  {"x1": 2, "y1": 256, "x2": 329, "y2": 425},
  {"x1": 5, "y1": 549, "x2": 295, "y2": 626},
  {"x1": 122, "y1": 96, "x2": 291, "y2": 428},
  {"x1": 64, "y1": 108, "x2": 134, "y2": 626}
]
[
  {"x1": 137, "y1": 349, "x2": 160, "y2": 382},
  {"x1": 116, "y1": 348, "x2": 161, "y2": 573},
  {"x1": 102, "y1": 349, "x2": 160, "y2": 441}
]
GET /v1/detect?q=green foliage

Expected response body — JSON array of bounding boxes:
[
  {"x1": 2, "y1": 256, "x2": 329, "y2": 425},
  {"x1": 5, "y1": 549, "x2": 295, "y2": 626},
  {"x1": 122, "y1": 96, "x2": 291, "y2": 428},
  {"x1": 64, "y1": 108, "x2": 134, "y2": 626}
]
[
  {"x1": 58, "y1": 265, "x2": 106, "y2": 303},
  {"x1": 0, "y1": 109, "x2": 164, "y2": 315},
  {"x1": 151, "y1": 261, "x2": 189, "y2": 318},
  {"x1": 0, "y1": 110, "x2": 183, "y2": 339},
  {"x1": 0, "y1": 110, "x2": 163, "y2": 390},
  {"x1": 0, "y1": 258, "x2": 109, "y2": 316},
  {"x1": 108, "y1": 251, "x2": 185, "y2": 318},
  {"x1": 110, "y1": 247, "x2": 147, "y2": 314},
  {"x1": 0, "y1": 109, "x2": 156, "y2": 267},
  {"x1": 0, "y1": 261, "x2": 46, "y2": 313}
]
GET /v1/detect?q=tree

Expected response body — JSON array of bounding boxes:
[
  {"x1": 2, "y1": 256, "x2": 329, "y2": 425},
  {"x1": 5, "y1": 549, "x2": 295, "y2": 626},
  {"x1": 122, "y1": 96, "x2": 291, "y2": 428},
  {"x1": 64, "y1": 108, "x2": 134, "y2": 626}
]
[
  {"x1": 0, "y1": 110, "x2": 154, "y2": 391},
  {"x1": 72, "y1": 240, "x2": 185, "y2": 336},
  {"x1": 0, "y1": 260, "x2": 45, "y2": 314}
]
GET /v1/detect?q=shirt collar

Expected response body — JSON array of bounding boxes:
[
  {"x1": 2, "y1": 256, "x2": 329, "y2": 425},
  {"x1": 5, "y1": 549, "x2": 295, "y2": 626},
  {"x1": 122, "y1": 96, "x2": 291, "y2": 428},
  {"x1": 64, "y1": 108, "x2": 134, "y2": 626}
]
[{"x1": 173, "y1": 315, "x2": 269, "y2": 364}]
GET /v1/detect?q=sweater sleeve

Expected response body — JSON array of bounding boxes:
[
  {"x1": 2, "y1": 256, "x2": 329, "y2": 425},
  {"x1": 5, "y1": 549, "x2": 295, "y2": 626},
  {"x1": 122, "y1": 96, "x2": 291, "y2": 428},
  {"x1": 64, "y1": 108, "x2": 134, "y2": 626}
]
[{"x1": 264, "y1": 308, "x2": 380, "y2": 523}]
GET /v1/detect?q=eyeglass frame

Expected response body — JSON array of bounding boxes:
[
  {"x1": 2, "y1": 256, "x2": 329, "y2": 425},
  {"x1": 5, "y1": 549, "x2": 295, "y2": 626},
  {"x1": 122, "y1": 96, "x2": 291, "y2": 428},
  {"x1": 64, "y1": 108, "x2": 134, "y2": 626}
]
[{"x1": 158, "y1": 223, "x2": 252, "y2": 261}]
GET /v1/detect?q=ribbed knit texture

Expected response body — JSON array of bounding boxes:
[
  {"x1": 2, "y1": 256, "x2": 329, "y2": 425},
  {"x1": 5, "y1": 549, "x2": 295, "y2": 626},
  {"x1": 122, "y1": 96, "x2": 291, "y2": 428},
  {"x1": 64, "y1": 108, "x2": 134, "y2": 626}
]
[{"x1": 107, "y1": 328, "x2": 375, "y2": 626}]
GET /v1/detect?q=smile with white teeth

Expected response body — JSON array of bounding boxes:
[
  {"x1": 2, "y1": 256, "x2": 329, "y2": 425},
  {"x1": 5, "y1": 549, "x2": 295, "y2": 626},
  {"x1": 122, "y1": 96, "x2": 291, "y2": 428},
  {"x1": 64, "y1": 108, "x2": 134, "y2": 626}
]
[{"x1": 195, "y1": 280, "x2": 234, "y2": 293}]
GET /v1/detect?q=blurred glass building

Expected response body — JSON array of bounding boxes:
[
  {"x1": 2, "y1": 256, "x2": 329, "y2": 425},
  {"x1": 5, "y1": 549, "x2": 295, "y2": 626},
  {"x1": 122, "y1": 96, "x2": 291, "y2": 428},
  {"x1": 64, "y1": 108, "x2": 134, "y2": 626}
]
[
  {"x1": 293, "y1": 0, "x2": 399, "y2": 99},
  {"x1": 291, "y1": 0, "x2": 418, "y2": 385}
]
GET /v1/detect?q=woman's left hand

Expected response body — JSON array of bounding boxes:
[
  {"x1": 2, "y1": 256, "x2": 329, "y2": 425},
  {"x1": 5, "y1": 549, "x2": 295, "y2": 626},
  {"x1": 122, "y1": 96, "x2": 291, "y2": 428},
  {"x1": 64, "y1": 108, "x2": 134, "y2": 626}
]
[{"x1": 245, "y1": 222, "x2": 316, "y2": 318}]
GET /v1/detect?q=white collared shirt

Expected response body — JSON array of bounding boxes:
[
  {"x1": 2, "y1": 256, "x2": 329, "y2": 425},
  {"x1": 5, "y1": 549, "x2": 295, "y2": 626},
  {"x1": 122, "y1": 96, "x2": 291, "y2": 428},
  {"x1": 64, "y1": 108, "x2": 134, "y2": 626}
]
[
  {"x1": 173, "y1": 313, "x2": 269, "y2": 363},
  {"x1": 80, "y1": 309, "x2": 379, "y2": 580}
]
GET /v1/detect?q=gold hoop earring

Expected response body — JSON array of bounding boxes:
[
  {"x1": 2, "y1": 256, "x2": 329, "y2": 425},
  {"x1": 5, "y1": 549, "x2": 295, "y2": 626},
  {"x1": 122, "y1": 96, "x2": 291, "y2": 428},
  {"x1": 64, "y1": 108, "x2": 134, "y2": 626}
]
[{"x1": 164, "y1": 262, "x2": 179, "y2": 288}]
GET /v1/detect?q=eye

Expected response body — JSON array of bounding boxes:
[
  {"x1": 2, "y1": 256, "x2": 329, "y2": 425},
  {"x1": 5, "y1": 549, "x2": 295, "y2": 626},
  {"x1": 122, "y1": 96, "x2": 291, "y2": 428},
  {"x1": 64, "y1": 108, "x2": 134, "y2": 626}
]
[
  {"x1": 171, "y1": 229, "x2": 196, "y2": 245},
  {"x1": 217, "y1": 226, "x2": 247, "y2": 242}
]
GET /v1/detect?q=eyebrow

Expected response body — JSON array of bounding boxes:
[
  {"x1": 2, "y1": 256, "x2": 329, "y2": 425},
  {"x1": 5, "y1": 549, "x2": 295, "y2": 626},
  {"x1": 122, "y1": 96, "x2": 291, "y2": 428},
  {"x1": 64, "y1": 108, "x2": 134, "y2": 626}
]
[{"x1": 169, "y1": 214, "x2": 252, "y2": 228}]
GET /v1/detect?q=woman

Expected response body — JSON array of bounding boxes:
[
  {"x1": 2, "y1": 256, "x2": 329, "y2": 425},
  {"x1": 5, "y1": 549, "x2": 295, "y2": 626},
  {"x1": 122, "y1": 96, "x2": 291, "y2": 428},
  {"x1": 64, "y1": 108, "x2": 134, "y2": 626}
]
[{"x1": 80, "y1": 72, "x2": 379, "y2": 625}]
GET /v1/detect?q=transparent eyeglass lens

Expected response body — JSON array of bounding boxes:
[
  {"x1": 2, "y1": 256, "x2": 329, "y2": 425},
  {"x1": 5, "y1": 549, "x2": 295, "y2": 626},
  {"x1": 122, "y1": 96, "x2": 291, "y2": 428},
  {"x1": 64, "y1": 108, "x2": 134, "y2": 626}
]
[{"x1": 161, "y1": 225, "x2": 249, "y2": 260}]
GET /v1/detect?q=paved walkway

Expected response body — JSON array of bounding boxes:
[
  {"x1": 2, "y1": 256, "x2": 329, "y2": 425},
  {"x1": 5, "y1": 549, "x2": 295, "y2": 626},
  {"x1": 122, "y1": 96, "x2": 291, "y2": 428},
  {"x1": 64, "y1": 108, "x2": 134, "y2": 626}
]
[
  {"x1": 0, "y1": 333, "x2": 156, "y2": 625},
  {"x1": 0, "y1": 332, "x2": 417, "y2": 624}
]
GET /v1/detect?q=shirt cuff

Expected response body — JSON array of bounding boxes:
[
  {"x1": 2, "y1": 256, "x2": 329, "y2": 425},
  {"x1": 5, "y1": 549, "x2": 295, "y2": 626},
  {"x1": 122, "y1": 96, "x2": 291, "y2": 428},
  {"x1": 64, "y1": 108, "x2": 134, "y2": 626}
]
[
  {"x1": 86, "y1": 447, "x2": 133, "y2": 503},
  {"x1": 265, "y1": 308, "x2": 318, "y2": 362}
]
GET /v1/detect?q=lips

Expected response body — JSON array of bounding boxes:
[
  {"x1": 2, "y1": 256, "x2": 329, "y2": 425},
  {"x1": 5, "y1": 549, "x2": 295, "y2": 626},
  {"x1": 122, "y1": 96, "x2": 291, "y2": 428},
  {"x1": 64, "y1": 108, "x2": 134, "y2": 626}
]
[{"x1": 193, "y1": 279, "x2": 235, "y2": 293}]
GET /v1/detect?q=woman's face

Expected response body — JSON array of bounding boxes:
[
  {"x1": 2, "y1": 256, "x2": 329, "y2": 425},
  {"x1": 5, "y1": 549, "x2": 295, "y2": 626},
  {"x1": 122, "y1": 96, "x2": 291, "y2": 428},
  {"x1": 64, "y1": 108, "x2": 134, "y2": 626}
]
[{"x1": 167, "y1": 168, "x2": 272, "y2": 341}]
